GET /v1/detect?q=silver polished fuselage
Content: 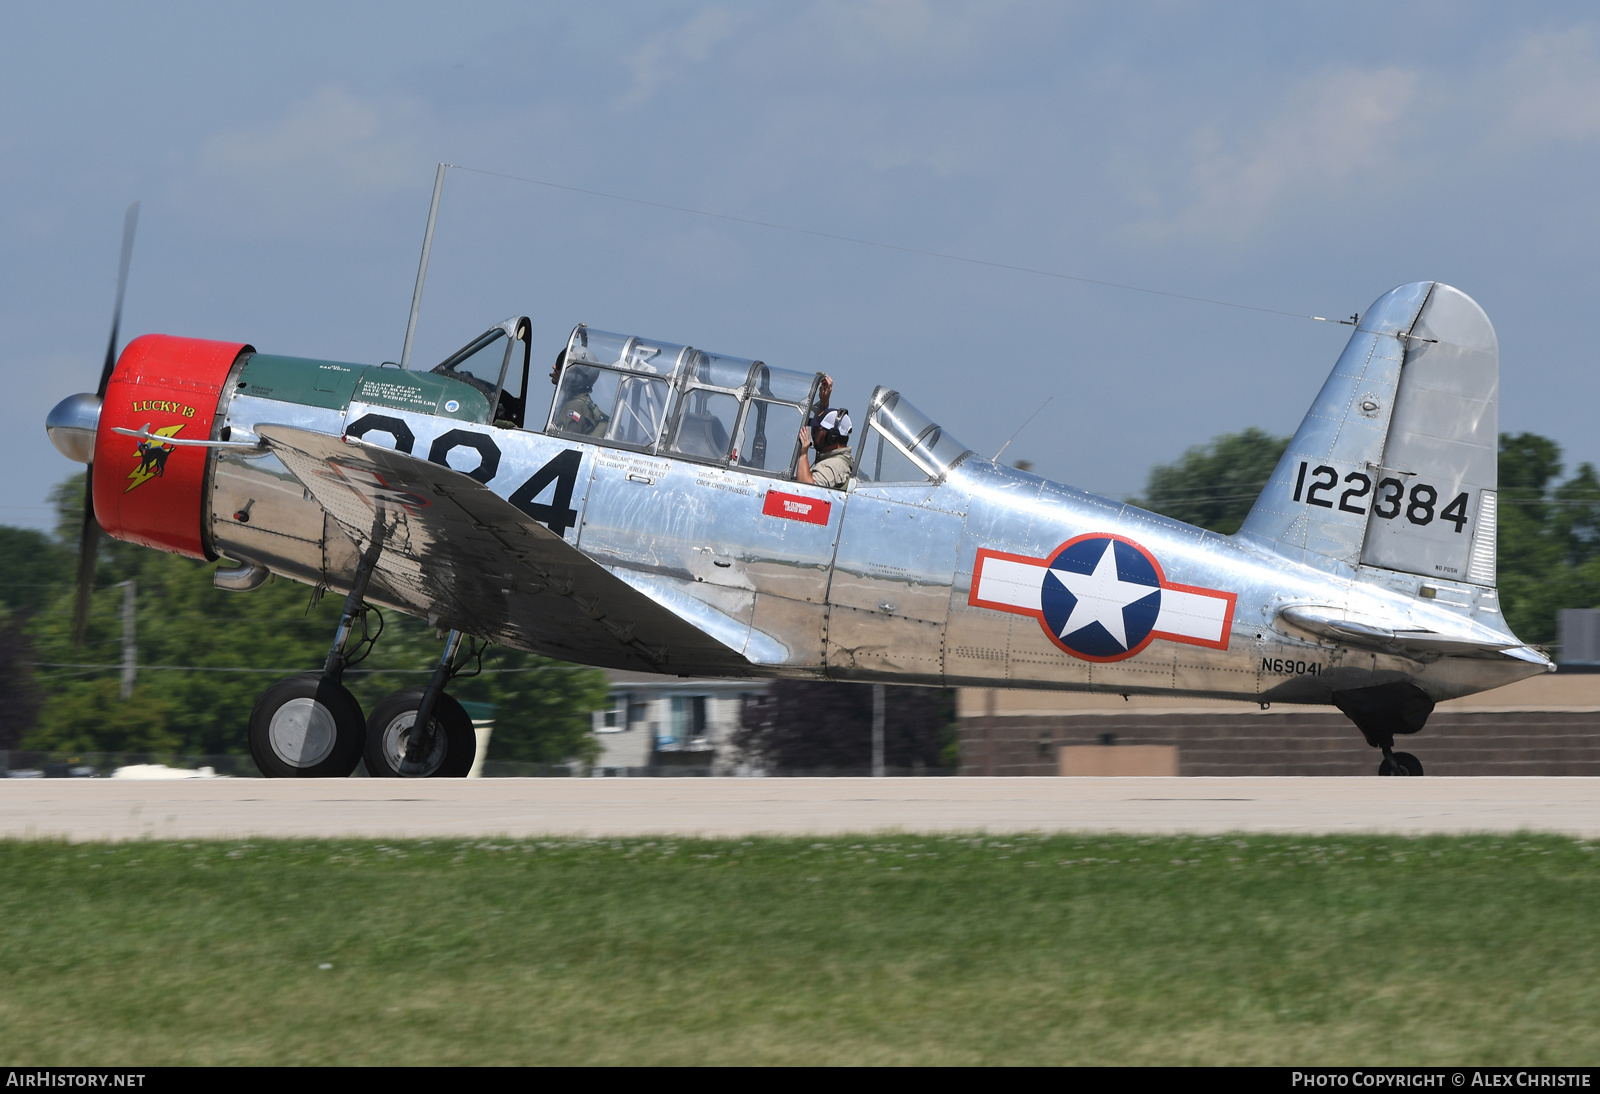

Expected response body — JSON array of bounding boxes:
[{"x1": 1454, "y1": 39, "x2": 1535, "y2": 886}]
[{"x1": 206, "y1": 384, "x2": 1542, "y2": 705}]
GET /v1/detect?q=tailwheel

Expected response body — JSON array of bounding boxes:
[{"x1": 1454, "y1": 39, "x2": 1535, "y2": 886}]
[
  {"x1": 248, "y1": 674, "x2": 366, "y2": 778},
  {"x1": 363, "y1": 688, "x2": 476, "y2": 778},
  {"x1": 1378, "y1": 750, "x2": 1424, "y2": 777}
]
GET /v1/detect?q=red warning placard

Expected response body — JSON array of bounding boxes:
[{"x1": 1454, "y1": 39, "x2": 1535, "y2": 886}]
[{"x1": 762, "y1": 489, "x2": 831, "y2": 525}]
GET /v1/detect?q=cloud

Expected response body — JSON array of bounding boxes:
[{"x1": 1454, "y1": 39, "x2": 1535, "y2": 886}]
[
  {"x1": 1494, "y1": 26, "x2": 1600, "y2": 145},
  {"x1": 194, "y1": 87, "x2": 423, "y2": 229},
  {"x1": 792, "y1": 0, "x2": 953, "y2": 66},
  {"x1": 1135, "y1": 66, "x2": 1420, "y2": 243},
  {"x1": 616, "y1": 1, "x2": 1018, "y2": 107},
  {"x1": 618, "y1": 7, "x2": 751, "y2": 107}
]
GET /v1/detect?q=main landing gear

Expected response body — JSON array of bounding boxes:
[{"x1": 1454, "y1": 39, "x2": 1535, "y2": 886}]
[
  {"x1": 247, "y1": 673, "x2": 367, "y2": 778},
  {"x1": 1331, "y1": 682, "x2": 1433, "y2": 777},
  {"x1": 362, "y1": 631, "x2": 480, "y2": 778},
  {"x1": 246, "y1": 540, "x2": 480, "y2": 779}
]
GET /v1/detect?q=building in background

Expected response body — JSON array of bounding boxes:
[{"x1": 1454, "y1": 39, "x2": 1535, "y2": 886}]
[
  {"x1": 1558, "y1": 610, "x2": 1600, "y2": 670},
  {"x1": 592, "y1": 671, "x2": 758, "y2": 776},
  {"x1": 958, "y1": 672, "x2": 1600, "y2": 777}
]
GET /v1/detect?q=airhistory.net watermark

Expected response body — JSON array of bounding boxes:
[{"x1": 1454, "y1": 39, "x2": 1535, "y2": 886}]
[{"x1": 5, "y1": 1074, "x2": 145, "y2": 1088}]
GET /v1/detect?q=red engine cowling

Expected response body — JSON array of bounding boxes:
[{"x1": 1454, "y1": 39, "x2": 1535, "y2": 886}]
[{"x1": 94, "y1": 333, "x2": 251, "y2": 560}]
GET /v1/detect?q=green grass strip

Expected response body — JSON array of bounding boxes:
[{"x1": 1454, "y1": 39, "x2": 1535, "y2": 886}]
[{"x1": 2, "y1": 833, "x2": 1598, "y2": 1065}]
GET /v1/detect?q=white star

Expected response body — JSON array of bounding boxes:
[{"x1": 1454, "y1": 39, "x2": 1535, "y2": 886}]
[{"x1": 1050, "y1": 540, "x2": 1159, "y2": 650}]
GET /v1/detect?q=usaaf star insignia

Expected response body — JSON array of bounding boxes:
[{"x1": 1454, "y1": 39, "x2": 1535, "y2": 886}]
[{"x1": 970, "y1": 533, "x2": 1236, "y2": 662}]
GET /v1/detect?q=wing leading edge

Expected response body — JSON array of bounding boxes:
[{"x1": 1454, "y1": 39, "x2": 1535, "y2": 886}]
[{"x1": 256, "y1": 424, "x2": 760, "y2": 676}]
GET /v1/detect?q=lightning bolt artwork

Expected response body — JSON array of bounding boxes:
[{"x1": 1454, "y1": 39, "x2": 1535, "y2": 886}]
[{"x1": 124, "y1": 423, "x2": 184, "y2": 492}]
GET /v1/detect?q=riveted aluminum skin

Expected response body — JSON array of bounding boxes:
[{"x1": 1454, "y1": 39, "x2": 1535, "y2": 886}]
[
  {"x1": 69, "y1": 287, "x2": 1551, "y2": 721},
  {"x1": 210, "y1": 392, "x2": 345, "y2": 589}
]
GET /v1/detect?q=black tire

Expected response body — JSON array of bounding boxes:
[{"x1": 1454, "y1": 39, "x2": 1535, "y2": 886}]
[
  {"x1": 247, "y1": 674, "x2": 365, "y2": 778},
  {"x1": 363, "y1": 688, "x2": 477, "y2": 778},
  {"x1": 1378, "y1": 752, "x2": 1425, "y2": 777}
]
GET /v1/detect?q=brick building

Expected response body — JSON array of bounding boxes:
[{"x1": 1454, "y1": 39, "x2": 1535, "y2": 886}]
[{"x1": 957, "y1": 672, "x2": 1600, "y2": 777}]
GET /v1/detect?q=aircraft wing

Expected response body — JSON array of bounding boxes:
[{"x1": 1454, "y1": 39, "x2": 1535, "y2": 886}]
[{"x1": 256, "y1": 424, "x2": 758, "y2": 675}]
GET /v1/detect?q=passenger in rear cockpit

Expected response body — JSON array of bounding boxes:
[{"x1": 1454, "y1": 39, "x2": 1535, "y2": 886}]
[{"x1": 549, "y1": 351, "x2": 609, "y2": 438}]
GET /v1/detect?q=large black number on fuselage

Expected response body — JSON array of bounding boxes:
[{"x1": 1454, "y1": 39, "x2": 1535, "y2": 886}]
[
  {"x1": 511, "y1": 449, "x2": 583, "y2": 537},
  {"x1": 346, "y1": 413, "x2": 416, "y2": 454},
  {"x1": 428, "y1": 429, "x2": 502, "y2": 485}
]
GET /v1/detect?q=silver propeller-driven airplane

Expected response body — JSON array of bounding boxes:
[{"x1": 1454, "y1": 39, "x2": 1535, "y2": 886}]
[{"x1": 47, "y1": 275, "x2": 1546, "y2": 778}]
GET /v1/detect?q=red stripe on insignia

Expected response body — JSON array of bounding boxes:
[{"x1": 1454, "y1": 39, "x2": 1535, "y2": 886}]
[{"x1": 762, "y1": 489, "x2": 830, "y2": 525}]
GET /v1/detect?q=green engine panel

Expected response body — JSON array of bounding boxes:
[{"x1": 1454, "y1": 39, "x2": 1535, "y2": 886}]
[{"x1": 235, "y1": 355, "x2": 491, "y2": 421}]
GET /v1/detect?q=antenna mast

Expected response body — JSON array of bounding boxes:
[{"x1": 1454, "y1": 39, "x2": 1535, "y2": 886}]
[{"x1": 400, "y1": 163, "x2": 447, "y2": 369}]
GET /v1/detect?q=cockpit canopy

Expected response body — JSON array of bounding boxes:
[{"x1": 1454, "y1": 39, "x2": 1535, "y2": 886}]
[
  {"x1": 548, "y1": 325, "x2": 822, "y2": 476},
  {"x1": 539, "y1": 323, "x2": 972, "y2": 484}
]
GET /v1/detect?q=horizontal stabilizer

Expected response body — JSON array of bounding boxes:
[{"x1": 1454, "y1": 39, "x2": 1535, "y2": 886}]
[{"x1": 1277, "y1": 604, "x2": 1521, "y2": 656}]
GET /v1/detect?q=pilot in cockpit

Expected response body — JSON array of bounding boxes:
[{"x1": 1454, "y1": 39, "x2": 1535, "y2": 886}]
[
  {"x1": 797, "y1": 373, "x2": 853, "y2": 489},
  {"x1": 549, "y1": 350, "x2": 609, "y2": 438}
]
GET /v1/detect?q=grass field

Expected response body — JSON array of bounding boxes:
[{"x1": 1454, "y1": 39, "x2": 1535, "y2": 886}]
[{"x1": 2, "y1": 832, "x2": 1598, "y2": 1065}]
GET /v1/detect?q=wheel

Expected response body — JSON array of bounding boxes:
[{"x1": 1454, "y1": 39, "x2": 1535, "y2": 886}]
[
  {"x1": 248, "y1": 674, "x2": 365, "y2": 778},
  {"x1": 363, "y1": 688, "x2": 476, "y2": 778},
  {"x1": 1378, "y1": 751, "x2": 1424, "y2": 776}
]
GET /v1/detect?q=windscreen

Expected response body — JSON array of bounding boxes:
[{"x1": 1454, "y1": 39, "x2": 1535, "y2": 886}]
[
  {"x1": 434, "y1": 319, "x2": 531, "y2": 427},
  {"x1": 435, "y1": 329, "x2": 506, "y2": 387}
]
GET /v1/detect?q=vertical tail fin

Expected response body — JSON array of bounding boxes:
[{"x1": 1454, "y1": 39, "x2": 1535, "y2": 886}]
[{"x1": 1239, "y1": 282, "x2": 1499, "y2": 586}]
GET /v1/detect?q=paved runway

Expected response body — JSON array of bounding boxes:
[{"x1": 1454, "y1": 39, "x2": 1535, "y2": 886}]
[{"x1": 2, "y1": 777, "x2": 1598, "y2": 841}]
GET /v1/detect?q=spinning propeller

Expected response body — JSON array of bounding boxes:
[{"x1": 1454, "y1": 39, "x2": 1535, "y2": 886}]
[{"x1": 68, "y1": 202, "x2": 138, "y2": 646}]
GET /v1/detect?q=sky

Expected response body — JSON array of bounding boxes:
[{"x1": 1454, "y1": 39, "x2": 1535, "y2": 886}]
[{"x1": 6, "y1": 1, "x2": 1600, "y2": 532}]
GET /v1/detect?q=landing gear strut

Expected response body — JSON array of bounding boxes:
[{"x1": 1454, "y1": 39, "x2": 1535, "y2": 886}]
[
  {"x1": 1332, "y1": 682, "x2": 1434, "y2": 778},
  {"x1": 247, "y1": 538, "x2": 382, "y2": 779},
  {"x1": 363, "y1": 629, "x2": 480, "y2": 778}
]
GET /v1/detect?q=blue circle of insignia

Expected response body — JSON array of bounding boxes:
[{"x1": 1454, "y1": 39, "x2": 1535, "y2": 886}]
[
  {"x1": 1038, "y1": 537, "x2": 1163, "y2": 659},
  {"x1": 444, "y1": 399, "x2": 460, "y2": 413}
]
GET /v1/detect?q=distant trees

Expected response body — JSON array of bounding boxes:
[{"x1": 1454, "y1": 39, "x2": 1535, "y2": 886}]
[
  {"x1": 1131, "y1": 428, "x2": 1289, "y2": 535},
  {"x1": 0, "y1": 525, "x2": 70, "y2": 751},
  {"x1": 1495, "y1": 433, "x2": 1600, "y2": 645},
  {"x1": 1134, "y1": 429, "x2": 1600, "y2": 649},
  {"x1": 0, "y1": 621, "x2": 40, "y2": 751},
  {"x1": 3, "y1": 472, "x2": 611, "y2": 761},
  {"x1": 454, "y1": 652, "x2": 610, "y2": 766}
]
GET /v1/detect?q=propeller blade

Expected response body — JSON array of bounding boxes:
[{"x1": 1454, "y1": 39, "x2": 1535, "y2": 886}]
[
  {"x1": 72, "y1": 470, "x2": 97, "y2": 646},
  {"x1": 74, "y1": 201, "x2": 139, "y2": 646},
  {"x1": 97, "y1": 201, "x2": 139, "y2": 397}
]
